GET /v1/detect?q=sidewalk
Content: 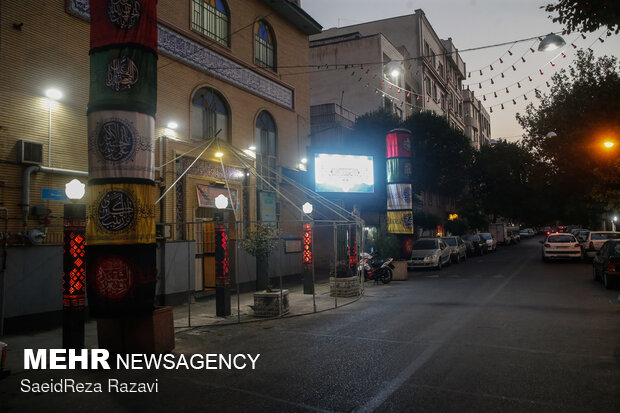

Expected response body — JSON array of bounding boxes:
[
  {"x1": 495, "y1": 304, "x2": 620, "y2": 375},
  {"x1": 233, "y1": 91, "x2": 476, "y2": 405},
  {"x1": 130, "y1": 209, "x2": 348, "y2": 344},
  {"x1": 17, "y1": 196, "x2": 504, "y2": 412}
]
[{"x1": 0, "y1": 279, "x2": 370, "y2": 375}]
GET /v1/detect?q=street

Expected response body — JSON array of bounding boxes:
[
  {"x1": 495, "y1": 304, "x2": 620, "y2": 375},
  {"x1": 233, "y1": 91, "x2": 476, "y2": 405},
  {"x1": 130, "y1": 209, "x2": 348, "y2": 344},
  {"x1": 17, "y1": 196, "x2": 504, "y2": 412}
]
[{"x1": 2, "y1": 236, "x2": 619, "y2": 412}]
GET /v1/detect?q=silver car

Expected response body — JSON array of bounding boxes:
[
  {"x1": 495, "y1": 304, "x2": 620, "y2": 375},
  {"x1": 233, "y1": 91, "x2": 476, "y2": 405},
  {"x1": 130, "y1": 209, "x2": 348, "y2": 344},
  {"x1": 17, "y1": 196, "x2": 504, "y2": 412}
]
[
  {"x1": 408, "y1": 238, "x2": 452, "y2": 270},
  {"x1": 441, "y1": 236, "x2": 467, "y2": 263},
  {"x1": 479, "y1": 232, "x2": 497, "y2": 252}
]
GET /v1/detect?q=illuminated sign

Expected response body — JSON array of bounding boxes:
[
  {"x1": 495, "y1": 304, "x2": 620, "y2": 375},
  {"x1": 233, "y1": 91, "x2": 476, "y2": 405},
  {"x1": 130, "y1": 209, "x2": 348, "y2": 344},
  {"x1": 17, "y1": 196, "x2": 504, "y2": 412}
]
[
  {"x1": 314, "y1": 154, "x2": 374, "y2": 193},
  {"x1": 302, "y1": 223, "x2": 312, "y2": 265}
]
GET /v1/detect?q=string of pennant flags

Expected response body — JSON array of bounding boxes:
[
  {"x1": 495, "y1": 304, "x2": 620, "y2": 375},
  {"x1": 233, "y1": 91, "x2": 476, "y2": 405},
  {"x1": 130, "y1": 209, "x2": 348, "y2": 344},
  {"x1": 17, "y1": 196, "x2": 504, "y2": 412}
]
[
  {"x1": 340, "y1": 28, "x2": 611, "y2": 114},
  {"x1": 479, "y1": 29, "x2": 611, "y2": 112}
]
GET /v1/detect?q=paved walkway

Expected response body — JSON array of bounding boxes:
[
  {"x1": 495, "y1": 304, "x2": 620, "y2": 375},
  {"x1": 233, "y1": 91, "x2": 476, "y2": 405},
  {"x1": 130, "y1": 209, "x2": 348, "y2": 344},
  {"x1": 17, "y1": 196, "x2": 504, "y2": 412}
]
[{"x1": 0, "y1": 279, "x2": 372, "y2": 375}]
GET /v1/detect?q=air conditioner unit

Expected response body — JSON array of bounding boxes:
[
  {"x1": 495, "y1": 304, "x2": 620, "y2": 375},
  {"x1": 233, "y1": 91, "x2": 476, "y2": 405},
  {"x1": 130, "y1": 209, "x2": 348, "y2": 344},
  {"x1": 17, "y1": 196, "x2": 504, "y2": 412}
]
[{"x1": 17, "y1": 140, "x2": 43, "y2": 165}]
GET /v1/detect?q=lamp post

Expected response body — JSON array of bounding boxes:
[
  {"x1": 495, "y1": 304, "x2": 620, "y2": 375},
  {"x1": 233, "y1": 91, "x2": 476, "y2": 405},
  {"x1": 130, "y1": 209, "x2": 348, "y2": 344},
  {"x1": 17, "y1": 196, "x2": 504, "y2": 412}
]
[
  {"x1": 63, "y1": 178, "x2": 86, "y2": 349},
  {"x1": 214, "y1": 194, "x2": 231, "y2": 316},
  {"x1": 301, "y1": 202, "x2": 315, "y2": 296}
]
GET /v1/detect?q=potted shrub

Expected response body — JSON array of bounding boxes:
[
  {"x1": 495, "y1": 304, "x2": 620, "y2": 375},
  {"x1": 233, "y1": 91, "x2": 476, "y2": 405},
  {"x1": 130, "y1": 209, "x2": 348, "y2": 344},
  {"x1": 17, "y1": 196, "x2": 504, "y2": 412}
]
[{"x1": 240, "y1": 223, "x2": 289, "y2": 316}]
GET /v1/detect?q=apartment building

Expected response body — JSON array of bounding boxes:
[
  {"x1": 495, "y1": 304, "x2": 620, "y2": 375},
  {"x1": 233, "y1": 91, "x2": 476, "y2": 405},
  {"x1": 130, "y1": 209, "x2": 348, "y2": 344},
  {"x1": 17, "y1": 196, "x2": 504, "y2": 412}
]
[{"x1": 462, "y1": 89, "x2": 492, "y2": 149}]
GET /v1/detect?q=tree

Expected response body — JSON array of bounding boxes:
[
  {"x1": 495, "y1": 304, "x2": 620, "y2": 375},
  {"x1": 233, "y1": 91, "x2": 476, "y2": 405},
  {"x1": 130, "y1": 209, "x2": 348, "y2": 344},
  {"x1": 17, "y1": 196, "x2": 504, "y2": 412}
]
[
  {"x1": 517, "y1": 50, "x2": 620, "y2": 219},
  {"x1": 470, "y1": 140, "x2": 537, "y2": 223},
  {"x1": 402, "y1": 111, "x2": 474, "y2": 199},
  {"x1": 543, "y1": 1, "x2": 620, "y2": 34}
]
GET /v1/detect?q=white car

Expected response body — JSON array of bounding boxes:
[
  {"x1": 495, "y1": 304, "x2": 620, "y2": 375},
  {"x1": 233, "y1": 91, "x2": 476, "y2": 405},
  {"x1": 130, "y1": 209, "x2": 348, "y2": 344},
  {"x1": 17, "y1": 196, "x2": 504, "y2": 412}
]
[
  {"x1": 540, "y1": 233, "x2": 581, "y2": 262},
  {"x1": 582, "y1": 231, "x2": 620, "y2": 260},
  {"x1": 408, "y1": 238, "x2": 452, "y2": 270},
  {"x1": 479, "y1": 232, "x2": 497, "y2": 251}
]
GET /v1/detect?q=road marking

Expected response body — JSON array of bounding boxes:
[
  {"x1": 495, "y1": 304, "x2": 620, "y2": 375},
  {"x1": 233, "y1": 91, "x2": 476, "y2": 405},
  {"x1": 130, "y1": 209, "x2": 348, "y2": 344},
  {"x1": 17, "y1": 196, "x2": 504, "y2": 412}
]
[{"x1": 355, "y1": 253, "x2": 534, "y2": 413}]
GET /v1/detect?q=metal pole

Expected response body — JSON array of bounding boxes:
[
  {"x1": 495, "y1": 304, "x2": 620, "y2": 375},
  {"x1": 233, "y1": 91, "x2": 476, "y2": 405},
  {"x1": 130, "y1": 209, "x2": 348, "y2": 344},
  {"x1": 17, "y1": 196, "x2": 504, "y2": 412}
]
[
  {"x1": 236, "y1": 220, "x2": 241, "y2": 323},
  {"x1": 0, "y1": 207, "x2": 7, "y2": 336},
  {"x1": 333, "y1": 222, "x2": 338, "y2": 308},
  {"x1": 187, "y1": 234, "x2": 191, "y2": 327}
]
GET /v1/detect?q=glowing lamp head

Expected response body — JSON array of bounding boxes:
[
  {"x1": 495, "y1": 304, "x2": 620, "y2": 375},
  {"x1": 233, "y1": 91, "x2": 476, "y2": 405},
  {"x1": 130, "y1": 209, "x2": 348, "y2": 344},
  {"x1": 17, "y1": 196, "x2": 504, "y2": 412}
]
[
  {"x1": 45, "y1": 88, "x2": 62, "y2": 100},
  {"x1": 215, "y1": 194, "x2": 228, "y2": 209},
  {"x1": 604, "y1": 141, "x2": 614, "y2": 148},
  {"x1": 248, "y1": 145, "x2": 256, "y2": 151},
  {"x1": 215, "y1": 152, "x2": 224, "y2": 158},
  {"x1": 65, "y1": 179, "x2": 85, "y2": 200},
  {"x1": 301, "y1": 157, "x2": 308, "y2": 164},
  {"x1": 302, "y1": 202, "x2": 313, "y2": 214},
  {"x1": 167, "y1": 121, "x2": 178, "y2": 129},
  {"x1": 538, "y1": 33, "x2": 566, "y2": 52}
]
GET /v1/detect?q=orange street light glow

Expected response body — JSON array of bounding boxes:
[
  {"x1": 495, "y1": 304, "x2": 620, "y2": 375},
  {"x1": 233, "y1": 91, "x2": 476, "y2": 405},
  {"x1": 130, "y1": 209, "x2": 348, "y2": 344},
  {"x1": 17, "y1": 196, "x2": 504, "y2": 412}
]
[{"x1": 604, "y1": 142, "x2": 614, "y2": 148}]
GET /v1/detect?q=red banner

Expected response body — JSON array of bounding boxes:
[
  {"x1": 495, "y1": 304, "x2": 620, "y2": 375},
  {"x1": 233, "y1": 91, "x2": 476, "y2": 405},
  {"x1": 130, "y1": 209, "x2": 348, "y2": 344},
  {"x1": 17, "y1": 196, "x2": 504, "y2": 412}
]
[
  {"x1": 90, "y1": 0, "x2": 158, "y2": 52},
  {"x1": 86, "y1": 244, "x2": 157, "y2": 317},
  {"x1": 386, "y1": 130, "x2": 412, "y2": 158}
]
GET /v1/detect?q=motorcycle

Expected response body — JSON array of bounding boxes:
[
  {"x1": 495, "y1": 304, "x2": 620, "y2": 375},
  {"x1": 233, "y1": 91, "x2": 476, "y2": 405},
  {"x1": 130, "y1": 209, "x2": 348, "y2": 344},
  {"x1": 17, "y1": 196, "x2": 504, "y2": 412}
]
[{"x1": 359, "y1": 252, "x2": 394, "y2": 284}]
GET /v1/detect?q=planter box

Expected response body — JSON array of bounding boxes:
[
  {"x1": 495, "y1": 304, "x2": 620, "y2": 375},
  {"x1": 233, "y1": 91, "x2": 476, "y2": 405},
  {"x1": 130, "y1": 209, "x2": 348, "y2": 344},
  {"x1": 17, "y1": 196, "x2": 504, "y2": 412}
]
[
  {"x1": 330, "y1": 276, "x2": 361, "y2": 297},
  {"x1": 252, "y1": 290, "x2": 290, "y2": 317},
  {"x1": 392, "y1": 260, "x2": 408, "y2": 280},
  {"x1": 97, "y1": 306, "x2": 175, "y2": 354}
]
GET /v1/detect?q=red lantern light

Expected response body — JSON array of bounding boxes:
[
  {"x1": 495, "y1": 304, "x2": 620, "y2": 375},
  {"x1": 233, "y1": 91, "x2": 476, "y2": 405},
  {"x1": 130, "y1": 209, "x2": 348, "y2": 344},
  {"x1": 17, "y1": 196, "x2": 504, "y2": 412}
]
[{"x1": 303, "y1": 223, "x2": 312, "y2": 265}]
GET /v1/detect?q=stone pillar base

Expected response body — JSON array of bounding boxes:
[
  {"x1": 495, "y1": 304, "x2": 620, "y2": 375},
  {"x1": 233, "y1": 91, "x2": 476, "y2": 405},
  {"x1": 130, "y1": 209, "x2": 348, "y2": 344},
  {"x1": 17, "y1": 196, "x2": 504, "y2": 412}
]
[{"x1": 97, "y1": 306, "x2": 175, "y2": 354}]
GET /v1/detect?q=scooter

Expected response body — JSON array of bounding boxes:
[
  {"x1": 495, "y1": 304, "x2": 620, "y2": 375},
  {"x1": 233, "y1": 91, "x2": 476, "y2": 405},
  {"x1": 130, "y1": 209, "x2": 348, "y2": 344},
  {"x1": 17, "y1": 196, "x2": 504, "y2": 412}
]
[{"x1": 359, "y1": 252, "x2": 394, "y2": 284}]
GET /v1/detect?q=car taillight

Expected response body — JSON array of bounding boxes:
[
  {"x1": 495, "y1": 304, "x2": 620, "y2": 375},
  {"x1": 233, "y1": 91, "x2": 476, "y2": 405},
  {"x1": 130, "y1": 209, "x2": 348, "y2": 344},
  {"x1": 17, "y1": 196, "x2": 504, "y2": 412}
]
[
  {"x1": 544, "y1": 243, "x2": 551, "y2": 247},
  {"x1": 546, "y1": 231, "x2": 550, "y2": 235},
  {"x1": 574, "y1": 243, "x2": 580, "y2": 247},
  {"x1": 589, "y1": 241, "x2": 594, "y2": 250},
  {"x1": 607, "y1": 263, "x2": 615, "y2": 272}
]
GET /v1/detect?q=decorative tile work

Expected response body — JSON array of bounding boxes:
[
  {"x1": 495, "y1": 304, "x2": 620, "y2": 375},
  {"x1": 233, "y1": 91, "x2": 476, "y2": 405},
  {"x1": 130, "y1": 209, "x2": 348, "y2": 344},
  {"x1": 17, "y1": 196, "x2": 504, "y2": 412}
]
[
  {"x1": 68, "y1": 0, "x2": 295, "y2": 109},
  {"x1": 179, "y1": 156, "x2": 245, "y2": 183},
  {"x1": 158, "y1": 26, "x2": 294, "y2": 109}
]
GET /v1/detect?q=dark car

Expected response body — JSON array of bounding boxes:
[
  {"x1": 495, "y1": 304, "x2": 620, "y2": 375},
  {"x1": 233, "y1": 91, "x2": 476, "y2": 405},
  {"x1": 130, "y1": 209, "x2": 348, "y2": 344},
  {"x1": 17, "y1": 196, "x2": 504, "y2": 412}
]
[
  {"x1": 462, "y1": 234, "x2": 488, "y2": 256},
  {"x1": 592, "y1": 240, "x2": 620, "y2": 289}
]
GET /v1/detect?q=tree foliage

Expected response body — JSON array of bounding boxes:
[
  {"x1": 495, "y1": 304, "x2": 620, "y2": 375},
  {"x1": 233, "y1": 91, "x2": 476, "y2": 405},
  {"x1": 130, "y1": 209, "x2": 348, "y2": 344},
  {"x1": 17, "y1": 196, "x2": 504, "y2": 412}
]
[
  {"x1": 402, "y1": 112, "x2": 474, "y2": 198},
  {"x1": 517, "y1": 50, "x2": 620, "y2": 219},
  {"x1": 543, "y1": 0, "x2": 620, "y2": 34}
]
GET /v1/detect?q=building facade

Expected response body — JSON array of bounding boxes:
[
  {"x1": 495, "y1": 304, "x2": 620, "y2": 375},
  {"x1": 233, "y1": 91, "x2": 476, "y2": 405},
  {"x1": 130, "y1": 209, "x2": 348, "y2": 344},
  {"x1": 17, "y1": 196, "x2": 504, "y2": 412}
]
[
  {"x1": 0, "y1": 0, "x2": 320, "y2": 321},
  {"x1": 461, "y1": 89, "x2": 492, "y2": 149}
]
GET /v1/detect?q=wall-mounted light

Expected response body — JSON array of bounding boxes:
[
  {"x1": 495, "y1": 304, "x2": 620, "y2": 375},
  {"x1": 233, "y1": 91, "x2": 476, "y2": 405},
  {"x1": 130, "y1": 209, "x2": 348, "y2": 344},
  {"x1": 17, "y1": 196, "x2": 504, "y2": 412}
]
[
  {"x1": 248, "y1": 145, "x2": 256, "y2": 151},
  {"x1": 215, "y1": 152, "x2": 223, "y2": 158},
  {"x1": 301, "y1": 157, "x2": 307, "y2": 164},
  {"x1": 167, "y1": 121, "x2": 178, "y2": 129},
  {"x1": 65, "y1": 179, "x2": 85, "y2": 200},
  {"x1": 45, "y1": 88, "x2": 62, "y2": 100},
  {"x1": 215, "y1": 194, "x2": 228, "y2": 209}
]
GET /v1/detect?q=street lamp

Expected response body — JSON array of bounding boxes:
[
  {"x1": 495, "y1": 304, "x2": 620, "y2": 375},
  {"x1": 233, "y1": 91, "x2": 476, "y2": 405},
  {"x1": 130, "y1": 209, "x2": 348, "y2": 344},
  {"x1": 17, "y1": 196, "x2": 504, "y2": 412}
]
[
  {"x1": 62, "y1": 178, "x2": 86, "y2": 349},
  {"x1": 546, "y1": 131, "x2": 557, "y2": 138},
  {"x1": 384, "y1": 61, "x2": 403, "y2": 80},
  {"x1": 214, "y1": 194, "x2": 230, "y2": 316},
  {"x1": 604, "y1": 141, "x2": 614, "y2": 148},
  {"x1": 538, "y1": 33, "x2": 566, "y2": 52},
  {"x1": 302, "y1": 202, "x2": 313, "y2": 215}
]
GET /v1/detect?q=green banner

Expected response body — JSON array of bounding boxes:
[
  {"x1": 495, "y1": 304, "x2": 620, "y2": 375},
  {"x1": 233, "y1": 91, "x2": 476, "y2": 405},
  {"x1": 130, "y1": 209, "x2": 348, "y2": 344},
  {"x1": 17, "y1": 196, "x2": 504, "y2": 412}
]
[
  {"x1": 386, "y1": 158, "x2": 413, "y2": 183},
  {"x1": 88, "y1": 46, "x2": 157, "y2": 116}
]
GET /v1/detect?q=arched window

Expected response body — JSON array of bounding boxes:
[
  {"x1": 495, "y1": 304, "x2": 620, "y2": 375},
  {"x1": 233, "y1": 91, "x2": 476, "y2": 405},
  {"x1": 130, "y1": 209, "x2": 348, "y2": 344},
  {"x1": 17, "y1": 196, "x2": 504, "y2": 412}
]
[
  {"x1": 191, "y1": 0, "x2": 229, "y2": 46},
  {"x1": 254, "y1": 20, "x2": 275, "y2": 71},
  {"x1": 191, "y1": 87, "x2": 229, "y2": 141},
  {"x1": 255, "y1": 111, "x2": 277, "y2": 188}
]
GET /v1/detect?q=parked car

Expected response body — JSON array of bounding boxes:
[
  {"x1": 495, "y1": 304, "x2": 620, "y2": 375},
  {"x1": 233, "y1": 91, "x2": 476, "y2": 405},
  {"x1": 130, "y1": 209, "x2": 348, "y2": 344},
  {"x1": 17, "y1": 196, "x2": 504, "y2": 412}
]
[
  {"x1": 479, "y1": 232, "x2": 497, "y2": 252},
  {"x1": 441, "y1": 236, "x2": 467, "y2": 263},
  {"x1": 582, "y1": 231, "x2": 620, "y2": 260},
  {"x1": 462, "y1": 234, "x2": 488, "y2": 256},
  {"x1": 592, "y1": 240, "x2": 620, "y2": 289},
  {"x1": 540, "y1": 233, "x2": 582, "y2": 262},
  {"x1": 408, "y1": 238, "x2": 452, "y2": 270},
  {"x1": 575, "y1": 230, "x2": 591, "y2": 244},
  {"x1": 519, "y1": 228, "x2": 535, "y2": 238}
]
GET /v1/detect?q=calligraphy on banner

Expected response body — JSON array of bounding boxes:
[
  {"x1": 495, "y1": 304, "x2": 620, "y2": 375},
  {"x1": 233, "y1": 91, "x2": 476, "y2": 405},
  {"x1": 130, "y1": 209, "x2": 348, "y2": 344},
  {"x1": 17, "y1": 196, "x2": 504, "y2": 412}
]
[
  {"x1": 387, "y1": 211, "x2": 414, "y2": 234},
  {"x1": 89, "y1": 47, "x2": 157, "y2": 115},
  {"x1": 386, "y1": 158, "x2": 413, "y2": 183},
  {"x1": 87, "y1": 183, "x2": 155, "y2": 245},
  {"x1": 88, "y1": 110, "x2": 154, "y2": 180},
  {"x1": 89, "y1": 0, "x2": 158, "y2": 52},
  {"x1": 387, "y1": 183, "x2": 413, "y2": 210},
  {"x1": 196, "y1": 184, "x2": 239, "y2": 210},
  {"x1": 386, "y1": 130, "x2": 412, "y2": 158},
  {"x1": 86, "y1": 243, "x2": 157, "y2": 317}
]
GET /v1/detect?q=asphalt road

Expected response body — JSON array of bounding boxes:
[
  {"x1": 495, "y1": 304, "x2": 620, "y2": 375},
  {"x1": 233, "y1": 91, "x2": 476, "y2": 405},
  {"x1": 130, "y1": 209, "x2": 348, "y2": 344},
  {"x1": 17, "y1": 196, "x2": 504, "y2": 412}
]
[{"x1": 2, "y1": 236, "x2": 619, "y2": 412}]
